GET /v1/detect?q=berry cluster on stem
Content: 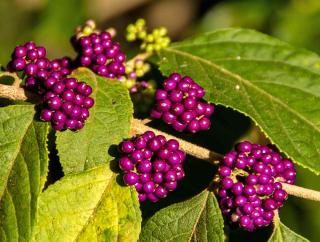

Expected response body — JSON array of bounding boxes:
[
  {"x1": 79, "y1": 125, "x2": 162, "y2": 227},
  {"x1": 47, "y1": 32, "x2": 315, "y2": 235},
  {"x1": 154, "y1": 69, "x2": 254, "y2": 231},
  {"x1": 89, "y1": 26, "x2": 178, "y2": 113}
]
[
  {"x1": 217, "y1": 141, "x2": 296, "y2": 231},
  {"x1": 0, "y1": 82, "x2": 319, "y2": 205},
  {"x1": 119, "y1": 131, "x2": 186, "y2": 202},
  {"x1": 71, "y1": 20, "x2": 126, "y2": 79},
  {"x1": 151, "y1": 73, "x2": 214, "y2": 133},
  {"x1": 7, "y1": 42, "x2": 94, "y2": 131}
]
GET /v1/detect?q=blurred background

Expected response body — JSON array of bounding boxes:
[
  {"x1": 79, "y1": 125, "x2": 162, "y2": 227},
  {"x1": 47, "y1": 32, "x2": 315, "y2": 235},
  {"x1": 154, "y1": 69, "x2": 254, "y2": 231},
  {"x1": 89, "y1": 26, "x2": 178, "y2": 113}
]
[{"x1": 1, "y1": 0, "x2": 319, "y2": 241}]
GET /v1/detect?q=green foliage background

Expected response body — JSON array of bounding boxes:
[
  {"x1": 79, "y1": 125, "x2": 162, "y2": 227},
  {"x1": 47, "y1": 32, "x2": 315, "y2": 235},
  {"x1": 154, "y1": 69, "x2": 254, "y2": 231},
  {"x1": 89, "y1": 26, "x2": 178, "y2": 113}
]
[{"x1": 0, "y1": 0, "x2": 320, "y2": 241}]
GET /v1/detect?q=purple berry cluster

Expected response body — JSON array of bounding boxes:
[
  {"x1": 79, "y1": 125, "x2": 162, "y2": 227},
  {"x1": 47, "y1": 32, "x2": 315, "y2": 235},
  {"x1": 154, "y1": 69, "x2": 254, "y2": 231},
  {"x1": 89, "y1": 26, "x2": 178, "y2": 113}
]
[
  {"x1": 8, "y1": 42, "x2": 72, "y2": 83},
  {"x1": 119, "y1": 131, "x2": 186, "y2": 202},
  {"x1": 150, "y1": 73, "x2": 214, "y2": 133},
  {"x1": 217, "y1": 141, "x2": 296, "y2": 231},
  {"x1": 8, "y1": 41, "x2": 94, "y2": 131},
  {"x1": 72, "y1": 31, "x2": 126, "y2": 79},
  {"x1": 39, "y1": 77, "x2": 94, "y2": 131}
]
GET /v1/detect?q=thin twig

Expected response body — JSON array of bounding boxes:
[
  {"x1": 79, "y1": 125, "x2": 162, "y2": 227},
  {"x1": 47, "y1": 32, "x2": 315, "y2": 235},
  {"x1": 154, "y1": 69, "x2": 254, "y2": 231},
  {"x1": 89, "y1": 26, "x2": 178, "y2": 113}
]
[
  {"x1": 130, "y1": 118, "x2": 223, "y2": 163},
  {"x1": 0, "y1": 72, "x2": 22, "y2": 87},
  {"x1": 130, "y1": 118, "x2": 320, "y2": 202},
  {"x1": 0, "y1": 83, "x2": 319, "y2": 203},
  {"x1": 0, "y1": 72, "x2": 39, "y2": 102},
  {"x1": 282, "y1": 183, "x2": 320, "y2": 202}
]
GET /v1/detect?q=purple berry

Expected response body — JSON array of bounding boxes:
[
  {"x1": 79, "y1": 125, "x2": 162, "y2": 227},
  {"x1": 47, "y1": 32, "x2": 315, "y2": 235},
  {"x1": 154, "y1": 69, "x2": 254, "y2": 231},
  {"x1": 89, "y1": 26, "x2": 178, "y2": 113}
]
[
  {"x1": 163, "y1": 79, "x2": 177, "y2": 91},
  {"x1": 183, "y1": 97, "x2": 197, "y2": 109},
  {"x1": 187, "y1": 119, "x2": 200, "y2": 133},
  {"x1": 52, "y1": 81, "x2": 65, "y2": 94},
  {"x1": 143, "y1": 181, "x2": 155, "y2": 193},
  {"x1": 119, "y1": 157, "x2": 134, "y2": 171},
  {"x1": 273, "y1": 189, "x2": 288, "y2": 201},
  {"x1": 157, "y1": 99, "x2": 171, "y2": 112},
  {"x1": 123, "y1": 172, "x2": 139, "y2": 185},
  {"x1": 221, "y1": 178, "x2": 233, "y2": 189},
  {"x1": 137, "y1": 160, "x2": 152, "y2": 173},
  {"x1": 12, "y1": 58, "x2": 26, "y2": 71},
  {"x1": 83, "y1": 97, "x2": 95, "y2": 109},
  {"x1": 140, "y1": 173, "x2": 151, "y2": 183},
  {"x1": 52, "y1": 111, "x2": 66, "y2": 124},
  {"x1": 153, "y1": 172, "x2": 163, "y2": 183},
  {"x1": 147, "y1": 138, "x2": 161, "y2": 151},
  {"x1": 164, "y1": 181, "x2": 177, "y2": 191},
  {"x1": 65, "y1": 119, "x2": 77, "y2": 129},
  {"x1": 47, "y1": 96, "x2": 62, "y2": 110},
  {"x1": 40, "y1": 109, "x2": 52, "y2": 121},
  {"x1": 162, "y1": 112, "x2": 176, "y2": 124},
  {"x1": 155, "y1": 186, "x2": 167, "y2": 198},
  {"x1": 219, "y1": 166, "x2": 231, "y2": 177},
  {"x1": 131, "y1": 150, "x2": 144, "y2": 163},
  {"x1": 13, "y1": 46, "x2": 27, "y2": 58}
]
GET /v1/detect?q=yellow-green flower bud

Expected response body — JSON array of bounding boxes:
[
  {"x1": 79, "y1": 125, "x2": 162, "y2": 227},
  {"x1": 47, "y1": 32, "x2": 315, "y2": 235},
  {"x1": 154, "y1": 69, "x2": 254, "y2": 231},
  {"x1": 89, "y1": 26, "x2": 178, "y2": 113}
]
[
  {"x1": 136, "y1": 18, "x2": 146, "y2": 28},
  {"x1": 126, "y1": 33, "x2": 136, "y2": 42},
  {"x1": 158, "y1": 27, "x2": 167, "y2": 36},
  {"x1": 146, "y1": 44, "x2": 154, "y2": 53},
  {"x1": 138, "y1": 31, "x2": 147, "y2": 39},
  {"x1": 142, "y1": 63, "x2": 151, "y2": 72},
  {"x1": 125, "y1": 79, "x2": 136, "y2": 89},
  {"x1": 136, "y1": 69, "x2": 145, "y2": 77},
  {"x1": 154, "y1": 44, "x2": 162, "y2": 51},
  {"x1": 146, "y1": 34, "x2": 154, "y2": 42},
  {"x1": 83, "y1": 26, "x2": 93, "y2": 35},
  {"x1": 126, "y1": 24, "x2": 136, "y2": 33}
]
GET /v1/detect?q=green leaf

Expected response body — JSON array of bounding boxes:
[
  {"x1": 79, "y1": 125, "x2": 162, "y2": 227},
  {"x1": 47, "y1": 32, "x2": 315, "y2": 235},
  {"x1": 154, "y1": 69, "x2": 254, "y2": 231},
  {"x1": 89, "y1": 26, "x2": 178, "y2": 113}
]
[
  {"x1": 159, "y1": 28, "x2": 320, "y2": 174},
  {"x1": 56, "y1": 68, "x2": 133, "y2": 174},
  {"x1": 139, "y1": 190, "x2": 224, "y2": 242},
  {"x1": 268, "y1": 218, "x2": 310, "y2": 242},
  {"x1": 32, "y1": 164, "x2": 141, "y2": 242},
  {"x1": 0, "y1": 105, "x2": 49, "y2": 241}
]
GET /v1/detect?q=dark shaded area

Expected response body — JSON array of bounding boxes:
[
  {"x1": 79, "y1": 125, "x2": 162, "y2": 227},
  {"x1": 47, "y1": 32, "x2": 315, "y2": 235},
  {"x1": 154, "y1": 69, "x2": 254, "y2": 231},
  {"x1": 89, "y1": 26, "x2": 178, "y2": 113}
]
[
  {"x1": 140, "y1": 154, "x2": 216, "y2": 219},
  {"x1": 145, "y1": 105, "x2": 251, "y2": 155},
  {"x1": 43, "y1": 129, "x2": 64, "y2": 190},
  {"x1": 228, "y1": 225, "x2": 273, "y2": 242}
]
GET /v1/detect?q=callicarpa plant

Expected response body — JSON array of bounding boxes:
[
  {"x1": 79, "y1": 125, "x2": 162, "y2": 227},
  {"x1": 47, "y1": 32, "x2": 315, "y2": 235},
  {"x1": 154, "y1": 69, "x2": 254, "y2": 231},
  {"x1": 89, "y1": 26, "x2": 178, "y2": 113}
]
[{"x1": 0, "y1": 18, "x2": 319, "y2": 242}]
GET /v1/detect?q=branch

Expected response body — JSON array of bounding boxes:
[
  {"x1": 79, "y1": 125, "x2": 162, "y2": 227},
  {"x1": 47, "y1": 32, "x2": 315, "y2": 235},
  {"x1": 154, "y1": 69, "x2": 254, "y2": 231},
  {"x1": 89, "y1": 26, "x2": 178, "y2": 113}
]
[
  {"x1": 0, "y1": 72, "x2": 40, "y2": 102},
  {"x1": 130, "y1": 118, "x2": 320, "y2": 202},
  {"x1": 130, "y1": 118, "x2": 223, "y2": 163},
  {"x1": 0, "y1": 83, "x2": 319, "y2": 203},
  {"x1": 282, "y1": 183, "x2": 320, "y2": 202}
]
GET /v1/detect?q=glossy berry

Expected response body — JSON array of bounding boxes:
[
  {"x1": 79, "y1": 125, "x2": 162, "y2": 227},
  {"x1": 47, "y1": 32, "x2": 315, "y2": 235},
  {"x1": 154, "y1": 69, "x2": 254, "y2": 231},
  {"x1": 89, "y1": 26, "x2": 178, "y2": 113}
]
[
  {"x1": 151, "y1": 73, "x2": 214, "y2": 133},
  {"x1": 72, "y1": 29, "x2": 126, "y2": 78},
  {"x1": 123, "y1": 172, "x2": 139, "y2": 185},
  {"x1": 8, "y1": 42, "x2": 95, "y2": 131},
  {"x1": 217, "y1": 141, "x2": 296, "y2": 231},
  {"x1": 118, "y1": 131, "x2": 186, "y2": 202}
]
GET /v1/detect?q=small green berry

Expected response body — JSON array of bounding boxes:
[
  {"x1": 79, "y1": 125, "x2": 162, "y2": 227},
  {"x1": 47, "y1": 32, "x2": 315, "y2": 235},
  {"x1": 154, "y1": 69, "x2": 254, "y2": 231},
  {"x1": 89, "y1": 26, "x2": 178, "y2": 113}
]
[
  {"x1": 146, "y1": 34, "x2": 154, "y2": 42},
  {"x1": 127, "y1": 24, "x2": 136, "y2": 33},
  {"x1": 136, "y1": 69, "x2": 144, "y2": 77},
  {"x1": 136, "y1": 18, "x2": 146, "y2": 28},
  {"x1": 125, "y1": 79, "x2": 136, "y2": 89},
  {"x1": 146, "y1": 44, "x2": 154, "y2": 53},
  {"x1": 158, "y1": 27, "x2": 167, "y2": 36},
  {"x1": 126, "y1": 33, "x2": 136, "y2": 42},
  {"x1": 83, "y1": 26, "x2": 93, "y2": 35},
  {"x1": 138, "y1": 31, "x2": 147, "y2": 39}
]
